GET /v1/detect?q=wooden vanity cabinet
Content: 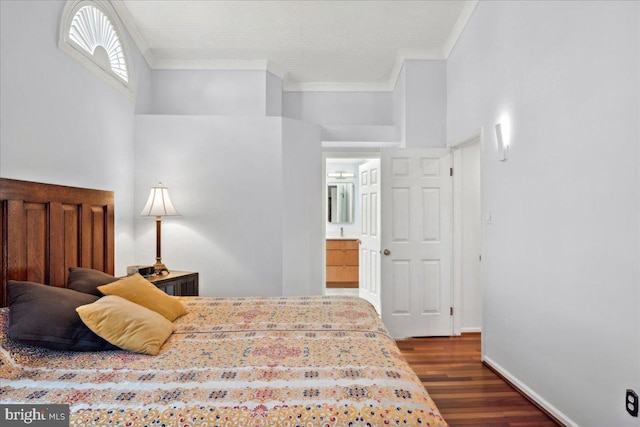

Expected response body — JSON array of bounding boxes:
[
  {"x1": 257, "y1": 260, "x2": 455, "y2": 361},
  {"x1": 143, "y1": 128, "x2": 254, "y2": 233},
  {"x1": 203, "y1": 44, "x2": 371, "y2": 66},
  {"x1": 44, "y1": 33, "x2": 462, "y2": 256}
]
[{"x1": 326, "y1": 239, "x2": 359, "y2": 288}]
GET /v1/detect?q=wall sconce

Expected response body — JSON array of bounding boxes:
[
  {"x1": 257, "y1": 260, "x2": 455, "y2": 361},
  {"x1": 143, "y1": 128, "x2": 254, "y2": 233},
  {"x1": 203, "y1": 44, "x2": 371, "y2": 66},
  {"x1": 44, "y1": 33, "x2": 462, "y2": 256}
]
[
  {"x1": 327, "y1": 172, "x2": 354, "y2": 179},
  {"x1": 495, "y1": 123, "x2": 509, "y2": 161},
  {"x1": 140, "y1": 183, "x2": 180, "y2": 275}
]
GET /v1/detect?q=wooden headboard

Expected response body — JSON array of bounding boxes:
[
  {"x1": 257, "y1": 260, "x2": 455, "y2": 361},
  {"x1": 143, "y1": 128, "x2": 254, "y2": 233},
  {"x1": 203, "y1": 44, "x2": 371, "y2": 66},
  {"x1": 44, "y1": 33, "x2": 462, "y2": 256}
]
[{"x1": 0, "y1": 178, "x2": 114, "y2": 307}]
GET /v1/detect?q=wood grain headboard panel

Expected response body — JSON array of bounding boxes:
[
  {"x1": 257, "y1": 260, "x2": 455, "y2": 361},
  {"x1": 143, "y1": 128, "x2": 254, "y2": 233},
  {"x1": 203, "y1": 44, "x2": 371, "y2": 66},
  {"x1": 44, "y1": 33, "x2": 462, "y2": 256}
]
[{"x1": 0, "y1": 178, "x2": 114, "y2": 307}]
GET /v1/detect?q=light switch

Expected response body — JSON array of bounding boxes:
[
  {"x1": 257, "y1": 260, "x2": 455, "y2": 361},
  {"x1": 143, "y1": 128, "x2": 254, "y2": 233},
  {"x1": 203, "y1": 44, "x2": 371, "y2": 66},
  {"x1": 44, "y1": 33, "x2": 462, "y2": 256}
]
[{"x1": 485, "y1": 210, "x2": 493, "y2": 225}]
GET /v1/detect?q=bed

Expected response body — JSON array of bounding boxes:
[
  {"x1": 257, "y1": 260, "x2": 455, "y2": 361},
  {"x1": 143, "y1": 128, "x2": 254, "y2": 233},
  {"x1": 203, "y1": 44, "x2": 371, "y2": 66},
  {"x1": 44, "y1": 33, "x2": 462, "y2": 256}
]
[{"x1": 0, "y1": 178, "x2": 447, "y2": 427}]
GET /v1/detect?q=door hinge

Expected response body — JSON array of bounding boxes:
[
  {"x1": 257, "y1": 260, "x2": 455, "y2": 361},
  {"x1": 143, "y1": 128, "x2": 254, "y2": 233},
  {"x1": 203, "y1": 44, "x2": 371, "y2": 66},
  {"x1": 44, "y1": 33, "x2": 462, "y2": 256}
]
[
  {"x1": 479, "y1": 254, "x2": 482, "y2": 261},
  {"x1": 449, "y1": 167, "x2": 453, "y2": 177},
  {"x1": 450, "y1": 307, "x2": 453, "y2": 316}
]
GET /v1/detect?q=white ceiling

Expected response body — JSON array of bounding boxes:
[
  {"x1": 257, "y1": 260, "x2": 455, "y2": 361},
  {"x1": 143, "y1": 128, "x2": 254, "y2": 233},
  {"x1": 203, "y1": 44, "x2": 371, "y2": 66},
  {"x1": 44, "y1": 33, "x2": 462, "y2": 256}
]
[{"x1": 114, "y1": 0, "x2": 478, "y2": 91}]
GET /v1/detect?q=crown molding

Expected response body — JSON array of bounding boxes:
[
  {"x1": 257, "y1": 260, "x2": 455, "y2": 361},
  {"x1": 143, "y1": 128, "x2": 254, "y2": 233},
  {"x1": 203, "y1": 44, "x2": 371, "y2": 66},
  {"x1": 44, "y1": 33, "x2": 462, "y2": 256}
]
[
  {"x1": 322, "y1": 140, "x2": 401, "y2": 149},
  {"x1": 265, "y1": 61, "x2": 289, "y2": 80},
  {"x1": 130, "y1": 53, "x2": 288, "y2": 80},
  {"x1": 448, "y1": 127, "x2": 483, "y2": 149},
  {"x1": 442, "y1": 0, "x2": 479, "y2": 58},
  {"x1": 111, "y1": 0, "x2": 473, "y2": 93},
  {"x1": 283, "y1": 81, "x2": 393, "y2": 93},
  {"x1": 110, "y1": 0, "x2": 156, "y2": 68},
  {"x1": 284, "y1": 49, "x2": 445, "y2": 93},
  {"x1": 387, "y1": 49, "x2": 445, "y2": 92}
]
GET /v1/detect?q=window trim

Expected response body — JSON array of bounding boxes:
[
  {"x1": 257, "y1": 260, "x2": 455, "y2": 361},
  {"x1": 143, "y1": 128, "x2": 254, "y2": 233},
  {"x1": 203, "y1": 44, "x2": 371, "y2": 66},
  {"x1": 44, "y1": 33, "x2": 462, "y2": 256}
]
[{"x1": 58, "y1": 0, "x2": 135, "y2": 98}]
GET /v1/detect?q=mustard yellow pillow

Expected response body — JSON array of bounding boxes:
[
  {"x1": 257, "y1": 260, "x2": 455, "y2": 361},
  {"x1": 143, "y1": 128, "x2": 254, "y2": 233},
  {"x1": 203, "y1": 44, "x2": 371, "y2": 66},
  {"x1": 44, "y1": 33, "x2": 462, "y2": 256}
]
[
  {"x1": 98, "y1": 273, "x2": 187, "y2": 321},
  {"x1": 76, "y1": 295, "x2": 175, "y2": 355}
]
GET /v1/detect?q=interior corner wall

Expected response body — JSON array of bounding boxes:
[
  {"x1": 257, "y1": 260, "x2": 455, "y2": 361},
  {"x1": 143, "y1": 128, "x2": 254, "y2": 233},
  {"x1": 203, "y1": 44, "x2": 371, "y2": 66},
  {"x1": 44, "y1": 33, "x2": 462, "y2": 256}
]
[
  {"x1": 447, "y1": 1, "x2": 640, "y2": 426},
  {"x1": 281, "y1": 118, "x2": 323, "y2": 296},
  {"x1": 403, "y1": 61, "x2": 447, "y2": 148},
  {"x1": 392, "y1": 64, "x2": 407, "y2": 145},
  {"x1": 266, "y1": 72, "x2": 283, "y2": 116},
  {"x1": 134, "y1": 115, "x2": 285, "y2": 297},
  {"x1": 392, "y1": 61, "x2": 447, "y2": 148},
  {"x1": 0, "y1": 0, "x2": 144, "y2": 275}
]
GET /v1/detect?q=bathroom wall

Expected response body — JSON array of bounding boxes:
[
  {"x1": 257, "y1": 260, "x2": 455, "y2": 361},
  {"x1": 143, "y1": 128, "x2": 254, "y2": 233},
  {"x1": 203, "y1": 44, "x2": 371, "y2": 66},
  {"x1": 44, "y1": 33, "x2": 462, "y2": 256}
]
[{"x1": 325, "y1": 161, "x2": 361, "y2": 238}]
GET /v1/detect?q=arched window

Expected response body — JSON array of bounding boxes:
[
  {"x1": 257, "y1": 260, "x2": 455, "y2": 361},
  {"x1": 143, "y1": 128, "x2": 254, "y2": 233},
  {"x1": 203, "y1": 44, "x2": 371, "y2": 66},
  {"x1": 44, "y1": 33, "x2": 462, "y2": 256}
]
[{"x1": 59, "y1": 0, "x2": 134, "y2": 97}]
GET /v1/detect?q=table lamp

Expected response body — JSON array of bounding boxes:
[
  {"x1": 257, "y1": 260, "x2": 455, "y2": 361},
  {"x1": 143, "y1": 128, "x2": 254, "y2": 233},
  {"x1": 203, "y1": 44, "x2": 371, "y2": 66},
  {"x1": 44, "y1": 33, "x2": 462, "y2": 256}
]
[{"x1": 140, "y1": 183, "x2": 180, "y2": 274}]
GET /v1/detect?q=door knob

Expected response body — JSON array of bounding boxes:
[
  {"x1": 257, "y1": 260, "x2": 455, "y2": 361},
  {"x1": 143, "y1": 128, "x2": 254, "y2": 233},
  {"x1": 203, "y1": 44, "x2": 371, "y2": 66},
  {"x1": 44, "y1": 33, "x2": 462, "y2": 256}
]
[{"x1": 383, "y1": 249, "x2": 391, "y2": 256}]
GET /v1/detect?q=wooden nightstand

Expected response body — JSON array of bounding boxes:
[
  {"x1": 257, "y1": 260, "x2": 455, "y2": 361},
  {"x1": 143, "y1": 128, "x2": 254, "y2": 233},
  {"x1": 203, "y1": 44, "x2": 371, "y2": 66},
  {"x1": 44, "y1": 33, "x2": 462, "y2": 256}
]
[{"x1": 147, "y1": 271, "x2": 199, "y2": 296}]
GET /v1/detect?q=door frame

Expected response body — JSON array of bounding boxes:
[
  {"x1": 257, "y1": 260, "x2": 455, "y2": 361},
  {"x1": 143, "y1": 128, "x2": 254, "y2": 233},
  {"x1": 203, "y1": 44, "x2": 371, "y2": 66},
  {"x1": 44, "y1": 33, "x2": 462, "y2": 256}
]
[{"x1": 449, "y1": 128, "x2": 484, "y2": 336}]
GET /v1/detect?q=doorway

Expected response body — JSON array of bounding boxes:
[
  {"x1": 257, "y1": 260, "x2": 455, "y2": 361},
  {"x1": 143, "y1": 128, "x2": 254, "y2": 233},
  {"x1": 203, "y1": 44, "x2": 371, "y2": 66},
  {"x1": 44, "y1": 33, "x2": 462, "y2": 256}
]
[
  {"x1": 451, "y1": 133, "x2": 483, "y2": 335},
  {"x1": 322, "y1": 143, "x2": 482, "y2": 336},
  {"x1": 324, "y1": 154, "x2": 381, "y2": 314}
]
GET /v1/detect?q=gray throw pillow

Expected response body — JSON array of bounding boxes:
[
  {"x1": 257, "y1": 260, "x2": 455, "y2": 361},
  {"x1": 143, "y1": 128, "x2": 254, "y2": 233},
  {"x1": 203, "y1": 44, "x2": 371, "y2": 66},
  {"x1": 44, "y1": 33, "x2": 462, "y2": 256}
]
[
  {"x1": 67, "y1": 267, "x2": 116, "y2": 296},
  {"x1": 8, "y1": 280, "x2": 117, "y2": 351}
]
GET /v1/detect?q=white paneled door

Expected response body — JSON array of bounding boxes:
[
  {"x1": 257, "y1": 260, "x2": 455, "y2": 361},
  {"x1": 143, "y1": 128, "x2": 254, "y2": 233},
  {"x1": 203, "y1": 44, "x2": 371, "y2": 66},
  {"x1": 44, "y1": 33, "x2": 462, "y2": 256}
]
[
  {"x1": 381, "y1": 148, "x2": 452, "y2": 337},
  {"x1": 358, "y1": 159, "x2": 381, "y2": 314}
]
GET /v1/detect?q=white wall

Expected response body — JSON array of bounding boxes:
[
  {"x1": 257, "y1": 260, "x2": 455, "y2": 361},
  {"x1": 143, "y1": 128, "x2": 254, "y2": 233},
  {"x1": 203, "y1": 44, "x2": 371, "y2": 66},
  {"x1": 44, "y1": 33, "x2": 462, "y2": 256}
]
[
  {"x1": 283, "y1": 91, "x2": 393, "y2": 125},
  {"x1": 281, "y1": 63, "x2": 446, "y2": 148},
  {"x1": 146, "y1": 70, "x2": 271, "y2": 116},
  {"x1": 266, "y1": 72, "x2": 283, "y2": 116},
  {"x1": 283, "y1": 91, "x2": 396, "y2": 144},
  {"x1": 393, "y1": 65, "x2": 407, "y2": 144},
  {"x1": 0, "y1": 0, "x2": 148, "y2": 275},
  {"x1": 282, "y1": 118, "x2": 323, "y2": 295},
  {"x1": 392, "y1": 61, "x2": 447, "y2": 148},
  {"x1": 135, "y1": 115, "x2": 323, "y2": 297},
  {"x1": 447, "y1": 2, "x2": 640, "y2": 426},
  {"x1": 135, "y1": 115, "x2": 284, "y2": 297},
  {"x1": 403, "y1": 61, "x2": 447, "y2": 148}
]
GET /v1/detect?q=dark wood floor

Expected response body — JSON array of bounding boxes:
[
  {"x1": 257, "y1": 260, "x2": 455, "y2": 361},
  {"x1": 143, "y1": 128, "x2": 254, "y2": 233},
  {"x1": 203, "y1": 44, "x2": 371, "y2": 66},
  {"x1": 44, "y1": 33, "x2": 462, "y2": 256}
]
[{"x1": 397, "y1": 333, "x2": 559, "y2": 427}]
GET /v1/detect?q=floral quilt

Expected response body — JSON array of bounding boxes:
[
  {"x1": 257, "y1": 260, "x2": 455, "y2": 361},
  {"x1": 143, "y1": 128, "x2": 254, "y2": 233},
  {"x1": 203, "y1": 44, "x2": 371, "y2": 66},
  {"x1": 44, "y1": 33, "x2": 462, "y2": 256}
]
[{"x1": 0, "y1": 295, "x2": 447, "y2": 426}]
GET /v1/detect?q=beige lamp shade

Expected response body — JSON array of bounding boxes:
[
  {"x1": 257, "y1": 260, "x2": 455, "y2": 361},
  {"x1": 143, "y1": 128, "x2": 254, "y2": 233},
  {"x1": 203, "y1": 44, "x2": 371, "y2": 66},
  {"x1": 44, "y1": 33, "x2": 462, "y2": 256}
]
[{"x1": 140, "y1": 184, "x2": 180, "y2": 217}]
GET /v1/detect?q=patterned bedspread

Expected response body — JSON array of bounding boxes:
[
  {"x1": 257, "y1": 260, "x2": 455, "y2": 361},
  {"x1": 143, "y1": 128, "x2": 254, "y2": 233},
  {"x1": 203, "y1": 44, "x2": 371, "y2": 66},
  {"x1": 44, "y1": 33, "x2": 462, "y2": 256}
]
[{"x1": 0, "y1": 295, "x2": 447, "y2": 426}]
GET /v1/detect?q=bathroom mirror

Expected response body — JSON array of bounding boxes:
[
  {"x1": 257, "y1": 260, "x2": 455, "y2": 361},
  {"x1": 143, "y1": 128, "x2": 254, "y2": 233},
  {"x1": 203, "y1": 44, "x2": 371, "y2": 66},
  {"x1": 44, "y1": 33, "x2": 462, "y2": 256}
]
[{"x1": 327, "y1": 183, "x2": 354, "y2": 223}]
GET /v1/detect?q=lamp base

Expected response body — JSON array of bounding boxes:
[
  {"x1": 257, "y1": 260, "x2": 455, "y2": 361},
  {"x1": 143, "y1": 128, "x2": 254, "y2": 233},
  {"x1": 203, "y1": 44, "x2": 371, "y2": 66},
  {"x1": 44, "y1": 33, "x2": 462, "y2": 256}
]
[{"x1": 153, "y1": 261, "x2": 170, "y2": 275}]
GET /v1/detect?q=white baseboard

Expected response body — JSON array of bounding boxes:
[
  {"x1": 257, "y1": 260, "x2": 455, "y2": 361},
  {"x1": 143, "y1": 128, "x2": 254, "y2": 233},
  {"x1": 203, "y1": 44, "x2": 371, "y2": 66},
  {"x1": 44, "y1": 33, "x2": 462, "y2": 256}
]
[
  {"x1": 461, "y1": 327, "x2": 481, "y2": 333},
  {"x1": 482, "y1": 355, "x2": 578, "y2": 427}
]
